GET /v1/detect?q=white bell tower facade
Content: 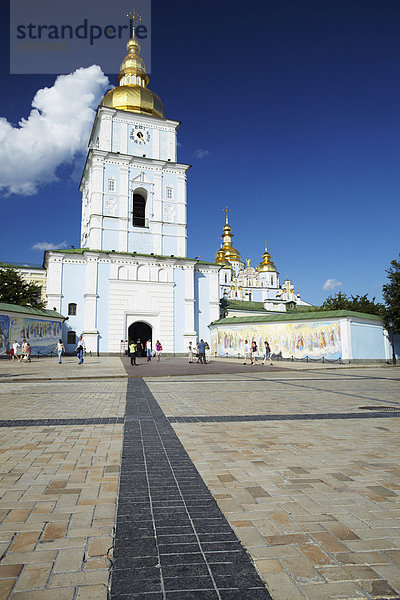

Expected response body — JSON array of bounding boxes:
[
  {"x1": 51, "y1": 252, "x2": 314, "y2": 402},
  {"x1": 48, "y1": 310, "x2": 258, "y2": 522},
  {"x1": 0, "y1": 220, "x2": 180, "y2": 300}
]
[{"x1": 79, "y1": 33, "x2": 189, "y2": 258}]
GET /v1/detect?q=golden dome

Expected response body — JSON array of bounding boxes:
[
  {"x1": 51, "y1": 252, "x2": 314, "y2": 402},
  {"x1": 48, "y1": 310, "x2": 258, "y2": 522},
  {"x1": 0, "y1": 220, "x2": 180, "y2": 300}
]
[
  {"x1": 102, "y1": 86, "x2": 164, "y2": 118},
  {"x1": 257, "y1": 243, "x2": 278, "y2": 273},
  {"x1": 100, "y1": 33, "x2": 165, "y2": 118}
]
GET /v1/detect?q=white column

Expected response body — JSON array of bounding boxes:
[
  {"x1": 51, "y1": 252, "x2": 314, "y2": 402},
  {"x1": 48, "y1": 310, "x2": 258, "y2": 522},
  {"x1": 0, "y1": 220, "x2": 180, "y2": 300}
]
[
  {"x1": 383, "y1": 327, "x2": 392, "y2": 361},
  {"x1": 45, "y1": 255, "x2": 63, "y2": 312},
  {"x1": 82, "y1": 253, "x2": 99, "y2": 354},
  {"x1": 183, "y1": 266, "x2": 197, "y2": 347},
  {"x1": 340, "y1": 317, "x2": 352, "y2": 362},
  {"x1": 119, "y1": 163, "x2": 129, "y2": 252}
]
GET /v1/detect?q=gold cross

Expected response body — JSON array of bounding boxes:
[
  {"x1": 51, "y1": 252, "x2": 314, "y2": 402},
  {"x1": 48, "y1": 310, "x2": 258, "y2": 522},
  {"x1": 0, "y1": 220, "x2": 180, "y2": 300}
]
[
  {"x1": 126, "y1": 9, "x2": 142, "y2": 30},
  {"x1": 224, "y1": 206, "x2": 231, "y2": 222}
]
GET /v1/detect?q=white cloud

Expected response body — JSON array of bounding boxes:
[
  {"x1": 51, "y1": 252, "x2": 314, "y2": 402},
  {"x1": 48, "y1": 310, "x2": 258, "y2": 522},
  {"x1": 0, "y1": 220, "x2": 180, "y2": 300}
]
[
  {"x1": 32, "y1": 241, "x2": 68, "y2": 251},
  {"x1": 323, "y1": 278, "x2": 343, "y2": 291},
  {"x1": 0, "y1": 65, "x2": 109, "y2": 196},
  {"x1": 195, "y1": 149, "x2": 209, "y2": 159}
]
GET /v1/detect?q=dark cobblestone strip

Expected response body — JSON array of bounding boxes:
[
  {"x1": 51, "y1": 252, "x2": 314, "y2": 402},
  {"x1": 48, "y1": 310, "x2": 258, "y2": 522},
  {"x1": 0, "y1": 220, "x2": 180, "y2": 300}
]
[
  {"x1": 110, "y1": 378, "x2": 273, "y2": 600},
  {"x1": 168, "y1": 412, "x2": 400, "y2": 423},
  {"x1": 0, "y1": 417, "x2": 124, "y2": 427}
]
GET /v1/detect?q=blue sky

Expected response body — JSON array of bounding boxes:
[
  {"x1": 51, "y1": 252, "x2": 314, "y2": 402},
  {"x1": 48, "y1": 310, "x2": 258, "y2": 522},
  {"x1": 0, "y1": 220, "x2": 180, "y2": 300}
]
[{"x1": 0, "y1": 0, "x2": 399, "y2": 305}]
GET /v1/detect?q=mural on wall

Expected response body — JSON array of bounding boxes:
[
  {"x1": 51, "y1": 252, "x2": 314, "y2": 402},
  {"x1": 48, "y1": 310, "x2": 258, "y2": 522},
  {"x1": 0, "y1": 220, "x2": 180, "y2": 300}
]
[
  {"x1": 0, "y1": 315, "x2": 10, "y2": 354},
  {"x1": 9, "y1": 316, "x2": 62, "y2": 354},
  {"x1": 210, "y1": 321, "x2": 341, "y2": 360}
]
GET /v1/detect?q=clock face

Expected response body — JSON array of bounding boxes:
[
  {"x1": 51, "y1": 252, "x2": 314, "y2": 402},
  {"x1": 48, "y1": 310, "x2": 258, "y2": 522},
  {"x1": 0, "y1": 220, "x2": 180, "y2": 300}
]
[{"x1": 130, "y1": 125, "x2": 151, "y2": 145}]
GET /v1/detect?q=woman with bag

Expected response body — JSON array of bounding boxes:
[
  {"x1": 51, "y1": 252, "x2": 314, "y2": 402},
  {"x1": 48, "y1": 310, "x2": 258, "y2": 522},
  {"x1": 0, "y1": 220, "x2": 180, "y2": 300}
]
[{"x1": 155, "y1": 340, "x2": 162, "y2": 361}]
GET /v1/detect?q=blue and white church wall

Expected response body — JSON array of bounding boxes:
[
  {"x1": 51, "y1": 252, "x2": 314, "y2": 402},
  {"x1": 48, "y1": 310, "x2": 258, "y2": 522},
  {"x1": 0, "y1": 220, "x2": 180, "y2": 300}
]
[
  {"x1": 0, "y1": 303, "x2": 65, "y2": 356},
  {"x1": 209, "y1": 311, "x2": 393, "y2": 362},
  {"x1": 45, "y1": 249, "x2": 220, "y2": 355}
]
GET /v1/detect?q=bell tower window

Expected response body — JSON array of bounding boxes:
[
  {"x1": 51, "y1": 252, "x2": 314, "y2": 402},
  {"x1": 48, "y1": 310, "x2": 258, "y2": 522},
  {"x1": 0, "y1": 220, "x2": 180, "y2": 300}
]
[{"x1": 133, "y1": 193, "x2": 146, "y2": 227}]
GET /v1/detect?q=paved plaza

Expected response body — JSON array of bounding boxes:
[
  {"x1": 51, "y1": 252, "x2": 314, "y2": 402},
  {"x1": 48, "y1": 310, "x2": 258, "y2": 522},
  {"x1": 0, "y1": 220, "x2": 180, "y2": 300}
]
[{"x1": 0, "y1": 358, "x2": 399, "y2": 599}]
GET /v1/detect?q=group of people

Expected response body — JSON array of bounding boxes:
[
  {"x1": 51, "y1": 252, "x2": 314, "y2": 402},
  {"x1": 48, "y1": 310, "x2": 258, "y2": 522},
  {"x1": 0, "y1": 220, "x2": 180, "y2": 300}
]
[
  {"x1": 10, "y1": 339, "x2": 32, "y2": 362},
  {"x1": 55, "y1": 336, "x2": 85, "y2": 364},
  {"x1": 128, "y1": 339, "x2": 163, "y2": 365},
  {"x1": 243, "y1": 339, "x2": 273, "y2": 365},
  {"x1": 188, "y1": 339, "x2": 210, "y2": 364}
]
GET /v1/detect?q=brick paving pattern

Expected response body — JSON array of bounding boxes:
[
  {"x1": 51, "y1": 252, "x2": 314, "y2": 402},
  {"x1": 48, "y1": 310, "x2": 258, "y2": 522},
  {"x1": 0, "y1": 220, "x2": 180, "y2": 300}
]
[
  {"x1": 0, "y1": 361, "x2": 399, "y2": 599},
  {"x1": 148, "y1": 368, "x2": 400, "y2": 599},
  {"x1": 111, "y1": 379, "x2": 272, "y2": 599}
]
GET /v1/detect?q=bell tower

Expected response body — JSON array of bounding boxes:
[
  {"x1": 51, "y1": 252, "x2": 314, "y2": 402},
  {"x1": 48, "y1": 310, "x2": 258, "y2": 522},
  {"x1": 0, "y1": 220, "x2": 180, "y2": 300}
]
[{"x1": 79, "y1": 15, "x2": 189, "y2": 257}]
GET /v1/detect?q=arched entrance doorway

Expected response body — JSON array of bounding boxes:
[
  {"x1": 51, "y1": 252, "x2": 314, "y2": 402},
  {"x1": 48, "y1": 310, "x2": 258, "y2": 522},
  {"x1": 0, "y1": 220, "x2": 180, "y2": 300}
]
[{"x1": 128, "y1": 321, "x2": 152, "y2": 357}]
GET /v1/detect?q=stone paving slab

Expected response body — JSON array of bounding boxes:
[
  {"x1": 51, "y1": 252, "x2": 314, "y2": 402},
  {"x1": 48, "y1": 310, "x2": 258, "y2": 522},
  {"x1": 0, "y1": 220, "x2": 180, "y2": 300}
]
[
  {"x1": 148, "y1": 367, "x2": 400, "y2": 599},
  {"x1": 0, "y1": 365, "x2": 399, "y2": 600}
]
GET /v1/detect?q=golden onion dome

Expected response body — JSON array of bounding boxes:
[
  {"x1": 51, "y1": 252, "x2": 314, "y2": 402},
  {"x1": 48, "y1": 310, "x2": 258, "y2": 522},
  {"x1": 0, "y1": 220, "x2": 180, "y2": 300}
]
[
  {"x1": 100, "y1": 33, "x2": 165, "y2": 118},
  {"x1": 257, "y1": 243, "x2": 278, "y2": 273}
]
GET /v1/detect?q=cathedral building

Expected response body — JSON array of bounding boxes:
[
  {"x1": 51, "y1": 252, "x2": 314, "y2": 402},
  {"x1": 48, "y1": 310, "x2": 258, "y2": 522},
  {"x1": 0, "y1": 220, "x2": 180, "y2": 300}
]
[
  {"x1": 214, "y1": 211, "x2": 310, "y2": 313},
  {"x1": 45, "y1": 28, "x2": 220, "y2": 355}
]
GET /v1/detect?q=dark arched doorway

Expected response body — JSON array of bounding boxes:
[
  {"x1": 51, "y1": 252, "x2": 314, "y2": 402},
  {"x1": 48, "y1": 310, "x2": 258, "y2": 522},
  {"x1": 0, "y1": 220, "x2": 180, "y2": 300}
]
[{"x1": 128, "y1": 321, "x2": 152, "y2": 357}]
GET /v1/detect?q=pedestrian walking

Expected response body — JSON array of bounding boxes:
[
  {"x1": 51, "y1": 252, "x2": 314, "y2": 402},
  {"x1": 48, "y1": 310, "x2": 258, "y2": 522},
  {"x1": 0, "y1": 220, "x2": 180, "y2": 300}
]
[
  {"x1": 188, "y1": 342, "x2": 194, "y2": 363},
  {"x1": 243, "y1": 339, "x2": 250, "y2": 364},
  {"x1": 20, "y1": 339, "x2": 28, "y2": 362},
  {"x1": 146, "y1": 339, "x2": 152, "y2": 361},
  {"x1": 56, "y1": 339, "x2": 65, "y2": 364},
  {"x1": 75, "y1": 336, "x2": 85, "y2": 365},
  {"x1": 26, "y1": 343, "x2": 31, "y2": 362},
  {"x1": 197, "y1": 339, "x2": 207, "y2": 364},
  {"x1": 251, "y1": 340, "x2": 259, "y2": 365},
  {"x1": 263, "y1": 340, "x2": 273, "y2": 366},
  {"x1": 129, "y1": 340, "x2": 137, "y2": 365},
  {"x1": 11, "y1": 340, "x2": 20, "y2": 362},
  {"x1": 155, "y1": 340, "x2": 162, "y2": 361}
]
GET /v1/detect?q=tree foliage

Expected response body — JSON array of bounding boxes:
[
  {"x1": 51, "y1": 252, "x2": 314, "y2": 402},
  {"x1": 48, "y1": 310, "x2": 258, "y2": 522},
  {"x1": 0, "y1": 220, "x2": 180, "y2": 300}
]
[
  {"x1": 0, "y1": 267, "x2": 44, "y2": 309},
  {"x1": 317, "y1": 291, "x2": 385, "y2": 317},
  {"x1": 382, "y1": 253, "x2": 400, "y2": 332}
]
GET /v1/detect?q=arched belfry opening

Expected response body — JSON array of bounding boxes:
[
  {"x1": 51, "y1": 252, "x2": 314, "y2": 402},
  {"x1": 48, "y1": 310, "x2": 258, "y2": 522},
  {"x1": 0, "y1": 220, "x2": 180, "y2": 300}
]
[
  {"x1": 132, "y1": 188, "x2": 147, "y2": 227},
  {"x1": 128, "y1": 321, "x2": 152, "y2": 356}
]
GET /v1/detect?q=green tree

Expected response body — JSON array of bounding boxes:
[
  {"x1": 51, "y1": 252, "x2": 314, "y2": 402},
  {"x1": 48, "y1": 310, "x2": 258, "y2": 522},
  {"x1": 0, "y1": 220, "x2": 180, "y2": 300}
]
[
  {"x1": 0, "y1": 267, "x2": 44, "y2": 309},
  {"x1": 318, "y1": 291, "x2": 385, "y2": 317},
  {"x1": 382, "y1": 253, "x2": 400, "y2": 332}
]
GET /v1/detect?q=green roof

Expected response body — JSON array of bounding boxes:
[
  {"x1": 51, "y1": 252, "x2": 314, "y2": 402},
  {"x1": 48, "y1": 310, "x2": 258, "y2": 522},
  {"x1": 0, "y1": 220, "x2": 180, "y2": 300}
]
[
  {"x1": 48, "y1": 248, "x2": 218, "y2": 266},
  {"x1": 0, "y1": 302, "x2": 65, "y2": 320},
  {"x1": 211, "y1": 309, "x2": 383, "y2": 325},
  {"x1": 225, "y1": 300, "x2": 266, "y2": 311},
  {"x1": 0, "y1": 262, "x2": 45, "y2": 270}
]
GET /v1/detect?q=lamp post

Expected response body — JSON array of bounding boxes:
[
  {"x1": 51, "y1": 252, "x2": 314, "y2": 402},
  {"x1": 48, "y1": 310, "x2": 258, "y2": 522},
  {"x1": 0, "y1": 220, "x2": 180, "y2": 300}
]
[{"x1": 388, "y1": 320, "x2": 397, "y2": 366}]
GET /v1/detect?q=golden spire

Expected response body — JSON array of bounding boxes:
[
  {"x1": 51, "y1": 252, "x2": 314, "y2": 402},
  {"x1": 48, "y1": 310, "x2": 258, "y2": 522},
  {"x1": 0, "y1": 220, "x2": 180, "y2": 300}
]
[
  {"x1": 214, "y1": 208, "x2": 242, "y2": 264},
  {"x1": 101, "y1": 12, "x2": 164, "y2": 118},
  {"x1": 257, "y1": 241, "x2": 278, "y2": 273}
]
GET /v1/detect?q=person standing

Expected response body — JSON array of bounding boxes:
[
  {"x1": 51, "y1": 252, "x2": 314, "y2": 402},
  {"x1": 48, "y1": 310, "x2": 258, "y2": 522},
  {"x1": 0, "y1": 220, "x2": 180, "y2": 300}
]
[
  {"x1": 251, "y1": 340, "x2": 259, "y2": 365},
  {"x1": 146, "y1": 339, "x2": 152, "y2": 362},
  {"x1": 20, "y1": 339, "x2": 28, "y2": 362},
  {"x1": 155, "y1": 340, "x2": 162, "y2": 361},
  {"x1": 197, "y1": 339, "x2": 207, "y2": 364},
  {"x1": 56, "y1": 339, "x2": 65, "y2": 364},
  {"x1": 243, "y1": 339, "x2": 250, "y2": 365},
  {"x1": 188, "y1": 342, "x2": 194, "y2": 363},
  {"x1": 136, "y1": 339, "x2": 142, "y2": 357},
  {"x1": 129, "y1": 340, "x2": 137, "y2": 365},
  {"x1": 26, "y1": 343, "x2": 31, "y2": 362},
  {"x1": 12, "y1": 340, "x2": 20, "y2": 362},
  {"x1": 75, "y1": 336, "x2": 85, "y2": 365},
  {"x1": 263, "y1": 340, "x2": 273, "y2": 366}
]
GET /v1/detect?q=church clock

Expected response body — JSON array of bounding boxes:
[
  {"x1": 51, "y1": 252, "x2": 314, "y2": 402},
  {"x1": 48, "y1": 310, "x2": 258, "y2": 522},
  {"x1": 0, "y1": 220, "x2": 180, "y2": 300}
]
[{"x1": 130, "y1": 125, "x2": 151, "y2": 145}]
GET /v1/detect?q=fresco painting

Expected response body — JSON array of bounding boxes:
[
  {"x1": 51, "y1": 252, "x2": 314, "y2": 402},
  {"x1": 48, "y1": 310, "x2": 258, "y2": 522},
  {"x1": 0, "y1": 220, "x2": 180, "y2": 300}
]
[
  {"x1": 210, "y1": 321, "x2": 341, "y2": 360},
  {"x1": 0, "y1": 315, "x2": 10, "y2": 354},
  {"x1": 9, "y1": 316, "x2": 62, "y2": 354}
]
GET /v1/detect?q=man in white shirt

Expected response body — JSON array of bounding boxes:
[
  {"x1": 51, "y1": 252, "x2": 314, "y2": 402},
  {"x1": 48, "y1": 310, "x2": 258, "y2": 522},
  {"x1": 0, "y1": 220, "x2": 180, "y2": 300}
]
[{"x1": 243, "y1": 340, "x2": 250, "y2": 365}]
